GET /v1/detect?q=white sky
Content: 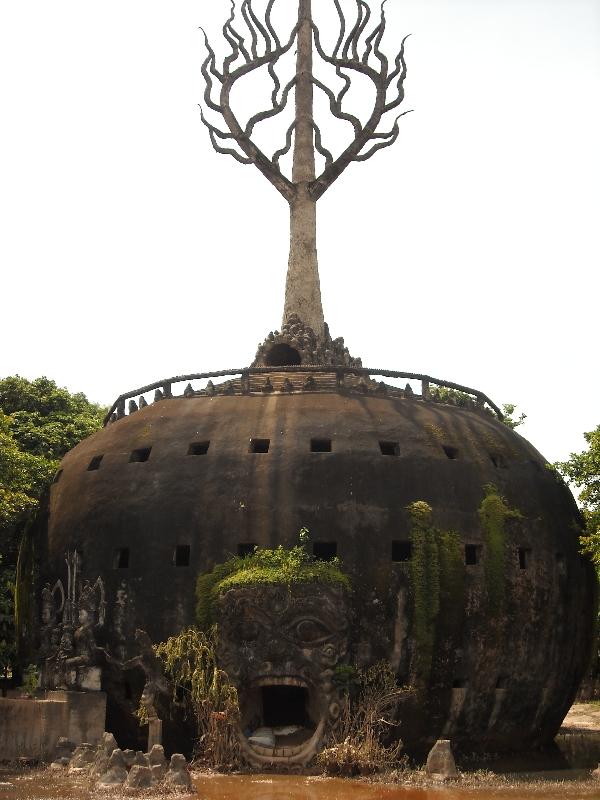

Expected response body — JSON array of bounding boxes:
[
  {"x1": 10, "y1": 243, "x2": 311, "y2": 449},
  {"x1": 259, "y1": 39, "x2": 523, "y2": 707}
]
[{"x1": 1, "y1": 0, "x2": 598, "y2": 468}]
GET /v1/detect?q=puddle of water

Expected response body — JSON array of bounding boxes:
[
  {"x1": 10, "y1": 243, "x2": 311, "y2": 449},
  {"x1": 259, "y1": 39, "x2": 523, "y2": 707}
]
[{"x1": 2, "y1": 769, "x2": 600, "y2": 800}]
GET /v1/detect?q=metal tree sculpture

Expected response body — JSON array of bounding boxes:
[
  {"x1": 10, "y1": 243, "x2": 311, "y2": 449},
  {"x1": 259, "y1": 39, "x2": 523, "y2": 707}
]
[{"x1": 201, "y1": 0, "x2": 410, "y2": 338}]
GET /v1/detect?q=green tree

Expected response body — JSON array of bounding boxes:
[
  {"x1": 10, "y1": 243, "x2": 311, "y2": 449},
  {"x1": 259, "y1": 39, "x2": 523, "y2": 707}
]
[
  {"x1": 501, "y1": 403, "x2": 527, "y2": 430},
  {"x1": 556, "y1": 425, "x2": 600, "y2": 566},
  {"x1": 0, "y1": 376, "x2": 105, "y2": 678}
]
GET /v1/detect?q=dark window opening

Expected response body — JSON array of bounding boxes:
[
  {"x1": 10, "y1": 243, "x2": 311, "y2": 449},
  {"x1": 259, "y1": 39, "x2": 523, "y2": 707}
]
[
  {"x1": 52, "y1": 469, "x2": 63, "y2": 484},
  {"x1": 313, "y1": 541, "x2": 337, "y2": 561},
  {"x1": 443, "y1": 445, "x2": 459, "y2": 460},
  {"x1": 238, "y1": 543, "x2": 257, "y2": 558},
  {"x1": 87, "y1": 455, "x2": 104, "y2": 471},
  {"x1": 113, "y1": 548, "x2": 130, "y2": 569},
  {"x1": 518, "y1": 547, "x2": 531, "y2": 570},
  {"x1": 392, "y1": 540, "x2": 412, "y2": 562},
  {"x1": 188, "y1": 441, "x2": 210, "y2": 455},
  {"x1": 496, "y1": 676, "x2": 508, "y2": 689},
  {"x1": 465, "y1": 544, "x2": 481, "y2": 566},
  {"x1": 452, "y1": 678, "x2": 468, "y2": 689},
  {"x1": 380, "y1": 441, "x2": 400, "y2": 456},
  {"x1": 489, "y1": 453, "x2": 507, "y2": 468},
  {"x1": 264, "y1": 343, "x2": 302, "y2": 367},
  {"x1": 249, "y1": 438, "x2": 270, "y2": 453},
  {"x1": 311, "y1": 438, "x2": 332, "y2": 453},
  {"x1": 174, "y1": 545, "x2": 191, "y2": 567},
  {"x1": 262, "y1": 685, "x2": 308, "y2": 727},
  {"x1": 124, "y1": 681, "x2": 133, "y2": 701},
  {"x1": 129, "y1": 447, "x2": 151, "y2": 463}
]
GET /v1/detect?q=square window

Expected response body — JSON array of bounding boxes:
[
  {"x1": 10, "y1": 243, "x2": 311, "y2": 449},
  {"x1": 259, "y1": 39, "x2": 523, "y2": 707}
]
[
  {"x1": 188, "y1": 441, "x2": 210, "y2": 455},
  {"x1": 380, "y1": 441, "x2": 400, "y2": 456},
  {"x1": 311, "y1": 438, "x2": 332, "y2": 453},
  {"x1": 392, "y1": 541, "x2": 412, "y2": 562},
  {"x1": 249, "y1": 438, "x2": 270, "y2": 453},
  {"x1": 113, "y1": 548, "x2": 130, "y2": 569},
  {"x1": 518, "y1": 547, "x2": 531, "y2": 570},
  {"x1": 87, "y1": 455, "x2": 104, "y2": 471},
  {"x1": 238, "y1": 543, "x2": 257, "y2": 558},
  {"x1": 465, "y1": 544, "x2": 481, "y2": 565},
  {"x1": 129, "y1": 447, "x2": 151, "y2": 463},
  {"x1": 442, "y1": 445, "x2": 459, "y2": 460},
  {"x1": 313, "y1": 541, "x2": 337, "y2": 561},
  {"x1": 174, "y1": 545, "x2": 191, "y2": 567},
  {"x1": 452, "y1": 678, "x2": 468, "y2": 689}
]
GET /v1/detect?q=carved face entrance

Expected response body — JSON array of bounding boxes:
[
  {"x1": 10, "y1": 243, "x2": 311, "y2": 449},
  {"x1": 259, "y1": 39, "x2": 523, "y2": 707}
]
[
  {"x1": 216, "y1": 583, "x2": 349, "y2": 766},
  {"x1": 262, "y1": 685, "x2": 308, "y2": 727}
]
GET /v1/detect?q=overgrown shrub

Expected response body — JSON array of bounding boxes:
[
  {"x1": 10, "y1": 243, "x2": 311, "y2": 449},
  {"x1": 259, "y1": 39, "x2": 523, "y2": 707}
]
[
  {"x1": 196, "y1": 532, "x2": 350, "y2": 628},
  {"x1": 318, "y1": 661, "x2": 408, "y2": 776},
  {"x1": 153, "y1": 626, "x2": 240, "y2": 769}
]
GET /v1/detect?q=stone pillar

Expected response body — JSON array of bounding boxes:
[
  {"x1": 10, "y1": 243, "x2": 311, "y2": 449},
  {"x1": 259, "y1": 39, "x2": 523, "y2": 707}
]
[{"x1": 148, "y1": 718, "x2": 163, "y2": 750}]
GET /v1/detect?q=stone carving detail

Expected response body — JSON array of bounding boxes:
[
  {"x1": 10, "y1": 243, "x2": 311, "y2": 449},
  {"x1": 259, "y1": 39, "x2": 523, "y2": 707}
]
[
  {"x1": 216, "y1": 582, "x2": 349, "y2": 765},
  {"x1": 252, "y1": 314, "x2": 362, "y2": 369},
  {"x1": 114, "y1": 629, "x2": 170, "y2": 721},
  {"x1": 40, "y1": 551, "x2": 108, "y2": 691}
]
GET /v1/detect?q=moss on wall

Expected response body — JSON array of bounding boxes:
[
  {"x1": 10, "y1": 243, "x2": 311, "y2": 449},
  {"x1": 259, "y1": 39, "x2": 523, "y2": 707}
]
[
  {"x1": 407, "y1": 502, "x2": 465, "y2": 685},
  {"x1": 479, "y1": 484, "x2": 521, "y2": 615},
  {"x1": 196, "y1": 542, "x2": 350, "y2": 629},
  {"x1": 15, "y1": 520, "x2": 35, "y2": 661}
]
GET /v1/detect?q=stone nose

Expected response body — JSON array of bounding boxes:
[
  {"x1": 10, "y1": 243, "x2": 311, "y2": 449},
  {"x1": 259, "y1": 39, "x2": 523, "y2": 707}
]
[{"x1": 265, "y1": 637, "x2": 287, "y2": 661}]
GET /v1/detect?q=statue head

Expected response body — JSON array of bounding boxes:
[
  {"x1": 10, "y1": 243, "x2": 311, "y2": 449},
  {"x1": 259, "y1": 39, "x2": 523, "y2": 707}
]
[{"x1": 215, "y1": 581, "x2": 349, "y2": 766}]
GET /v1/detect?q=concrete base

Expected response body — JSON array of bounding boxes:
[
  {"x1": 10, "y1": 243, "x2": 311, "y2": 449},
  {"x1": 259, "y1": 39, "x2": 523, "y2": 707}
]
[{"x1": 0, "y1": 691, "x2": 106, "y2": 762}]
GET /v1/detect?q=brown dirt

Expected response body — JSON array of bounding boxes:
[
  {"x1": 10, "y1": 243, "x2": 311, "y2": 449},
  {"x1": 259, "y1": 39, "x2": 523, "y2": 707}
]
[{"x1": 560, "y1": 703, "x2": 600, "y2": 734}]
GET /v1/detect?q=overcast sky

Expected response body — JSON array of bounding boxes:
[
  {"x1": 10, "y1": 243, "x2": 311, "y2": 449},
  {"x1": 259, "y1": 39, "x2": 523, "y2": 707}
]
[{"x1": 1, "y1": 0, "x2": 598, "y2": 469}]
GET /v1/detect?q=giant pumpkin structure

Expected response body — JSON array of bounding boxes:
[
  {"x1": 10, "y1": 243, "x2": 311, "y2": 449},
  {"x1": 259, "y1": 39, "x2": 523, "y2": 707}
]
[{"x1": 26, "y1": 0, "x2": 595, "y2": 765}]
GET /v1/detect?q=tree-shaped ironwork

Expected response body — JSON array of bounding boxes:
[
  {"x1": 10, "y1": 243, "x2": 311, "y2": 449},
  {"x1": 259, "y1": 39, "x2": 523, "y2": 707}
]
[{"x1": 200, "y1": 0, "x2": 410, "y2": 337}]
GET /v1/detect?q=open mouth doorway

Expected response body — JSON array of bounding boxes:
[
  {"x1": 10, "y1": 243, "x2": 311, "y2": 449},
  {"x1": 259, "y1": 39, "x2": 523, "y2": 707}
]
[{"x1": 261, "y1": 685, "x2": 309, "y2": 728}]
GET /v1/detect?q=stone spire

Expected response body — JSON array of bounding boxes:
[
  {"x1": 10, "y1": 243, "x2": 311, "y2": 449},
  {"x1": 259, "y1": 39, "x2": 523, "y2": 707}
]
[{"x1": 282, "y1": 0, "x2": 325, "y2": 337}]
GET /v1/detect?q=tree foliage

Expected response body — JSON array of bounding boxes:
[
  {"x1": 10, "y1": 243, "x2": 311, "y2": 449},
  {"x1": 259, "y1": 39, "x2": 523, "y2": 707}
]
[
  {"x1": 501, "y1": 403, "x2": 527, "y2": 430},
  {"x1": 0, "y1": 376, "x2": 105, "y2": 532},
  {"x1": 556, "y1": 425, "x2": 600, "y2": 566},
  {"x1": 0, "y1": 376, "x2": 105, "y2": 678}
]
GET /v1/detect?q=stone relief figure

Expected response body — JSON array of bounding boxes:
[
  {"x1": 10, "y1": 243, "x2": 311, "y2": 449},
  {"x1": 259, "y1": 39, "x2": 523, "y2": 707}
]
[
  {"x1": 40, "y1": 552, "x2": 109, "y2": 691},
  {"x1": 39, "y1": 580, "x2": 65, "y2": 657},
  {"x1": 112, "y1": 582, "x2": 129, "y2": 662},
  {"x1": 110, "y1": 629, "x2": 170, "y2": 720}
]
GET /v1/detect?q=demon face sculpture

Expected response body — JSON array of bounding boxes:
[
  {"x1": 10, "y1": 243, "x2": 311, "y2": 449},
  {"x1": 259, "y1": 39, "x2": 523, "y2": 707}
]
[{"x1": 216, "y1": 582, "x2": 349, "y2": 766}]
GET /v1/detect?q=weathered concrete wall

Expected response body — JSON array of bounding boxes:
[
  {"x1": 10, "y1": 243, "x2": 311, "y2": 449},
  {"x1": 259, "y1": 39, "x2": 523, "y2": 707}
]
[{"x1": 0, "y1": 691, "x2": 106, "y2": 761}]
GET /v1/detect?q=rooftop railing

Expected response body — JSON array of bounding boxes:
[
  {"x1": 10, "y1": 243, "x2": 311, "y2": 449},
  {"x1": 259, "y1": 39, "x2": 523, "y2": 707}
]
[{"x1": 103, "y1": 365, "x2": 503, "y2": 427}]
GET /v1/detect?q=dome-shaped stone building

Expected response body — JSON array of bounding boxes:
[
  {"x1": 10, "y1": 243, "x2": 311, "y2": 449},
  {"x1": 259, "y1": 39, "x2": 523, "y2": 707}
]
[{"x1": 25, "y1": 0, "x2": 596, "y2": 765}]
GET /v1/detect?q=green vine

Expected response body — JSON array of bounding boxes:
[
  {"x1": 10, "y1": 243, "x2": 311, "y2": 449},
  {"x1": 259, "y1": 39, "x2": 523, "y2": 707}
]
[
  {"x1": 407, "y1": 502, "x2": 465, "y2": 685},
  {"x1": 408, "y1": 502, "x2": 439, "y2": 682},
  {"x1": 196, "y1": 533, "x2": 350, "y2": 629},
  {"x1": 479, "y1": 484, "x2": 521, "y2": 615},
  {"x1": 153, "y1": 626, "x2": 240, "y2": 768}
]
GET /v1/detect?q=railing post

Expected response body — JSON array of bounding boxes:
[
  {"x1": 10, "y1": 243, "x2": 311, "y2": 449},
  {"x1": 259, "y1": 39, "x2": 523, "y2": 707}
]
[
  {"x1": 241, "y1": 370, "x2": 250, "y2": 395},
  {"x1": 162, "y1": 382, "x2": 172, "y2": 398},
  {"x1": 336, "y1": 369, "x2": 345, "y2": 390},
  {"x1": 422, "y1": 379, "x2": 430, "y2": 400},
  {"x1": 116, "y1": 398, "x2": 126, "y2": 419}
]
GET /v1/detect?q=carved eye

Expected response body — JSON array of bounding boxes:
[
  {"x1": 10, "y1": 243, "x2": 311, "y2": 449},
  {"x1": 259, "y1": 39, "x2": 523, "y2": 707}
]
[{"x1": 295, "y1": 619, "x2": 328, "y2": 644}]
